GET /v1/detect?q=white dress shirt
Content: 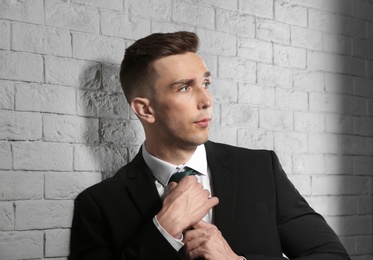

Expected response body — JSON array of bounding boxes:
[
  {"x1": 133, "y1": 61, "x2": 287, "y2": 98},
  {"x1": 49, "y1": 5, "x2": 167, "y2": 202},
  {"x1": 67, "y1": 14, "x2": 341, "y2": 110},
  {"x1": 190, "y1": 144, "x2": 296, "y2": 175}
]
[{"x1": 142, "y1": 143, "x2": 213, "y2": 250}]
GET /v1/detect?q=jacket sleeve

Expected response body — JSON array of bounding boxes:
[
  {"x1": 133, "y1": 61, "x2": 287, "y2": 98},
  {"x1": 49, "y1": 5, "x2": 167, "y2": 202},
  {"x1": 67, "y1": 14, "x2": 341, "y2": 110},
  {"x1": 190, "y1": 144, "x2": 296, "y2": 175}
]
[
  {"x1": 269, "y1": 151, "x2": 351, "y2": 260},
  {"x1": 68, "y1": 189, "x2": 183, "y2": 260}
]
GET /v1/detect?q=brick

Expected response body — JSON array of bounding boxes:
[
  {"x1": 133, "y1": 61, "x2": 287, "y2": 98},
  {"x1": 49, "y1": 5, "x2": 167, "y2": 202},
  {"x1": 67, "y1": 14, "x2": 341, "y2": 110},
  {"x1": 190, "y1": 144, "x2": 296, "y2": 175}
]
[
  {"x1": 260, "y1": 109, "x2": 293, "y2": 130},
  {"x1": 102, "y1": 64, "x2": 122, "y2": 93},
  {"x1": 326, "y1": 114, "x2": 355, "y2": 134},
  {"x1": 257, "y1": 63, "x2": 292, "y2": 88},
  {"x1": 209, "y1": 126, "x2": 237, "y2": 146},
  {"x1": 45, "y1": 229, "x2": 71, "y2": 257},
  {"x1": 0, "y1": 21, "x2": 10, "y2": 50},
  {"x1": 355, "y1": 117, "x2": 373, "y2": 136},
  {"x1": 237, "y1": 128, "x2": 274, "y2": 150},
  {"x1": 359, "y1": 196, "x2": 373, "y2": 215},
  {"x1": 239, "y1": 0, "x2": 274, "y2": 18},
  {"x1": 323, "y1": 34, "x2": 352, "y2": 56},
  {"x1": 0, "y1": 111, "x2": 42, "y2": 140},
  {"x1": 354, "y1": 39, "x2": 373, "y2": 60},
  {"x1": 12, "y1": 23, "x2": 71, "y2": 57},
  {"x1": 45, "y1": 172, "x2": 101, "y2": 200},
  {"x1": 356, "y1": 235, "x2": 373, "y2": 255},
  {"x1": 221, "y1": 104, "x2": 258, "y2": 127},
  {"x1": 354, "y1": 78, "x2": 373, "y2": 98},
  {"x1": 275, "y1": 0, "x2": 307, "y2": 26},
  {"x1": 312, "y1": 176, "x2": 369, "y2": 196},
  {"x1": 125, "y1": 0, "x2": 171, "y2": 20},
  {"x1": 46, "y1": 0, "x2": 99, "y2": 33},
  {"x1": 355, "y1": 0, "x2": 373, "y2": 21},
  {"x1": 287, "y1": 174, "x2": 311, "y2": 195},
  {"x1": 43, "y1": 114, "x2": 99, "y2": 143},
  {"x1": 15, "y1": 84, "x2": 75, "y2": 115},
  {"x1": 326, "y1": 215, "x2": 371, "y2": 236},
  {"x1": 294, "y1": 112, "x2": 325, "y2": 132},
  {"x1": 211, "y1": 104, "x2": 221, "y2": 125},
  {"x1": 0, "y1": 171, "x2": 44, "y2": 200},
  {"x1": 72, "y1": 0, "x2": 122, "y2": 10},
  {"x1": 74, "y1": 144, "x2": 127, "y2": 173},
  {"x1": 293, "y1": 154, "x2": 324, "y2": 174},
  {"x1": 216, "y1": 10, "x2": 255, "y2": 37},
  {"x1": 307, "y1": 196, "x2": 358, "y2": 216},
  {"x1": 257, "y1": 18, "x2": 290, "y2": 44},
  {"x1": 325, "y1": 73, "x2": 354, "y2": 95},
  {"x1": 0, "y1": 231, "x2": 43, "y2": 259},
  {"x1": 0, "y1": 0, "x2": 43, "y2": 24},
  {"x1": 0, "y1": 142, "x2": 11, "y2": 170},
  {"x1": 101, "y1": 119, "x2": 145, "y2": 146},
  {"x1": 286, "y1": 0, "x2": 323, "y2": 9},
  {"x1": 322, "y1": 0, "x2": 353, "y2": 16},
  {"x1": 309, "y1": 9, "x2": 365, "y2": 37},
  {"x1": 218, "y1": 56, "x2": 256, "y2": 82},
  {"x1": 238, "y1": 37, "x2": 272, "y2": 63},
  {"x1": 197, "y1": 29, "x2": 236, "y2": 56},
  {"x1": 15, "y1": 200, "x2": 73, "y2": 230},
  {"x1": 173, "y1": 2, "x2": 214, "y2": 30},
  {"x1": 72, "y1": 33, "x2": 125, "y2": 64},
  {"x1": 195, "y1": 0, "x2": 237, "y2": 10},
  {"x1": 77, "y1": 90, "x2": 129, "y2": 118},
  {"x1": 368, "y1": 22, "x2": 373, "y2": 40},
  {"x1": 0, "y1": 50, "x2": 43, "y2": 82},
  {"x1": 325, "y1": 154, "x2": 354, "y2": 175},
  {"x1": 45, "y1": 56, "x2": 101, "y2": 88},
  {"x1": 101, "y1": 10, "x2": 150, "y2": 39},
  {"x1": 274, "y1": 44, "x2": 306, "y2": 68},
  {"x1": 0, "y1": 202, "x2": 14, "y2": 231},
  {"x1": 275, "y1": 88, "x2": 308, "y2": 110},
  {"x1": 368, "y1": 60, "x2": 373, "y2": 79},
  {"x1": 238, "y1": 83, "x2": 275, "y2": 107},
  {"x1": 274, "y1": 132, "x2": 307, "y2": 152},
  {"x1": 309, "y1": 133, "x2": 372, "y2": 155},
  {"x1": 210, "y1": 79, "x2": 238, "y2": 103},
  {"x1": 290, "y1": 26, "x2": 323, "y2": 51},
  {"x1": 354, "y1": 156, "x2": 373, "y2": 176},
  {"x1": 293, "y1": 70, "x2": 324, "y2": 92},
  {"x1": 151, "y1": 20, "x2": 195, "y2": 34},
  {"x1": 310, "y1": 92, "x2": 367, "y2": 115},
  {"x1": 13, "y1": 142, "x2": 73, "y2": 171},
  {"x1": 0, "y1": 80, "x2": 14, "y2": 109}
]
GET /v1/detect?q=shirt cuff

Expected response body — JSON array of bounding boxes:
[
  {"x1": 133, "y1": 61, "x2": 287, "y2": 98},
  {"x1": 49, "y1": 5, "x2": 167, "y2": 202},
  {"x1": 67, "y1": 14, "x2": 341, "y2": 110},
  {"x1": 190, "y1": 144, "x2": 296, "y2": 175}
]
[{"x1": 152, "y1": 216, "x2": 184, "y2": 251}]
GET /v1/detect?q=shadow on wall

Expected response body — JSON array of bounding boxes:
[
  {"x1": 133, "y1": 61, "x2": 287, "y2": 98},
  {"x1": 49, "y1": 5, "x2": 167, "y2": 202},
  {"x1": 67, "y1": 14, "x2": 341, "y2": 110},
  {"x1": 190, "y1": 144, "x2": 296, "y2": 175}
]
[{"x1": 77, "y1": 61, "x2": 145, "y2": 180}]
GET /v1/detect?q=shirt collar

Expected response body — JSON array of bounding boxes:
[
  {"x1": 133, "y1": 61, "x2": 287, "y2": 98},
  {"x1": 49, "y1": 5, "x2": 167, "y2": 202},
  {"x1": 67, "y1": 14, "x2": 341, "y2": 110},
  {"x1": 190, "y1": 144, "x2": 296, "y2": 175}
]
[{"x1": 142, "y1": 143, "x2": 208, "y2": 187}]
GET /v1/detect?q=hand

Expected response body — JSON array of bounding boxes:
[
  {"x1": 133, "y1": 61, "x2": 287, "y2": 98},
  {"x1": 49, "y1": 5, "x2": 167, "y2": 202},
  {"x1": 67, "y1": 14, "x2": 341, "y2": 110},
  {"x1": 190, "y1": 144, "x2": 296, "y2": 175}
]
[
  {"x1": 183, "y1": 221, "x2": 241, "y2": 260},
  {"x1": 156, "y1": 176, "x2": 219, "y2": 238}
]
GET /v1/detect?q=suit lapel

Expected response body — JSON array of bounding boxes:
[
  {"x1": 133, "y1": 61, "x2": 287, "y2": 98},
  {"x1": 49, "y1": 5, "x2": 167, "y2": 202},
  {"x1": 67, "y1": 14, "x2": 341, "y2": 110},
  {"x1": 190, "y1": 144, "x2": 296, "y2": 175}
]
[
  {"x1": 205, "y1": 141, "x2": 236, "y2": 243},
  {"x1": 125, "y1": 149, "x2": 162, "y2": 218}
]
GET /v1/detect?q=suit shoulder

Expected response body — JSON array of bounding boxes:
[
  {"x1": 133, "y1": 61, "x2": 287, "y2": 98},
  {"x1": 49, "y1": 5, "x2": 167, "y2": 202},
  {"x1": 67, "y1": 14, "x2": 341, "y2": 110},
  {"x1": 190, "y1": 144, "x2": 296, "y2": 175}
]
[{"x1": 206, "y1": 140, "x2": 272, "y2": 158}]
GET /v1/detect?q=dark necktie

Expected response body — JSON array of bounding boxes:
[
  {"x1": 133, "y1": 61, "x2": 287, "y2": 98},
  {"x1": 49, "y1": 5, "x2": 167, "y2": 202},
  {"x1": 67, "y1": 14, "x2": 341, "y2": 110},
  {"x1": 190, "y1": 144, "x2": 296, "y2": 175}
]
[{"x1": 168, "y1": 167, "x2": 197, "y2": 183}]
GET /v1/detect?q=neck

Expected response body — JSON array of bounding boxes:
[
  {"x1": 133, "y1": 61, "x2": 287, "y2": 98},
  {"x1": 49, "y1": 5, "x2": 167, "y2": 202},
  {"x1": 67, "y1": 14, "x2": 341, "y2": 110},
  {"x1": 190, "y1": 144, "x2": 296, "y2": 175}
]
[{"x1": 145, "y1": 140, "x2": 197, "y2": 165}]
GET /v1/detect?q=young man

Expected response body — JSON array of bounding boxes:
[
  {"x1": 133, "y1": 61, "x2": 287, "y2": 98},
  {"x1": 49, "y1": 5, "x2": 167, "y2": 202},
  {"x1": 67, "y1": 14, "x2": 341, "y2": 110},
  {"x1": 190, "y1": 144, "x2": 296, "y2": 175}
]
[{"x1": 69, "y1": 31, "x2": 350, "y2": 259}]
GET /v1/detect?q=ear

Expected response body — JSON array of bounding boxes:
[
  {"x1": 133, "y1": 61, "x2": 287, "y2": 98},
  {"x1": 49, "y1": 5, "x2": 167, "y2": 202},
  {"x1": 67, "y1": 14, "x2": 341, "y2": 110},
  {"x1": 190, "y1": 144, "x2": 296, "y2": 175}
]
[{"x1": 131, "y1": 97, "x2": 155, "y2": 123}]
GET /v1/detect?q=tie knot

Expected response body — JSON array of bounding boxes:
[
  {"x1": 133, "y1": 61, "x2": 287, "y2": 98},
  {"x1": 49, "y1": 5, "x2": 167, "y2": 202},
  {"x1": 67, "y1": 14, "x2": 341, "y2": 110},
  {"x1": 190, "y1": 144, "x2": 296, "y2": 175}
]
[{"x1": 168, "y1": 167, "x2": 197, "y2": 184}]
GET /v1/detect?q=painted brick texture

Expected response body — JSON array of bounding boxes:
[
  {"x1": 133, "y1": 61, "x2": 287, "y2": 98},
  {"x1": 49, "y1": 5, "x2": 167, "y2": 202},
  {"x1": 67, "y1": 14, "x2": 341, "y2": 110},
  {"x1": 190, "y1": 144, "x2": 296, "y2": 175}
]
[{"x1": 0, "y1": 0, "x2": 372, "y2": 259}]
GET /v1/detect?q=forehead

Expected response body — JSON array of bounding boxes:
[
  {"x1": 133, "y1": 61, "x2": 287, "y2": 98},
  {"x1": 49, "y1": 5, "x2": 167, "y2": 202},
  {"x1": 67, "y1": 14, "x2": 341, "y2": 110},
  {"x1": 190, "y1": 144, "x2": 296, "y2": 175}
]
[{"x1": 153, "y1": 52, "x2": 208, "y2": 80}]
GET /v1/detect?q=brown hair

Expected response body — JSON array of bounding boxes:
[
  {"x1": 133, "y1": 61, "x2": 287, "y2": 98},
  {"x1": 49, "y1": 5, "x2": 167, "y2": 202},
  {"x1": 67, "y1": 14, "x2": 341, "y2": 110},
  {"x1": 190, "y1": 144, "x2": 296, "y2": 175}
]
[{"x1": 119, "y1": 31, "x2": 199, "y2": 103}]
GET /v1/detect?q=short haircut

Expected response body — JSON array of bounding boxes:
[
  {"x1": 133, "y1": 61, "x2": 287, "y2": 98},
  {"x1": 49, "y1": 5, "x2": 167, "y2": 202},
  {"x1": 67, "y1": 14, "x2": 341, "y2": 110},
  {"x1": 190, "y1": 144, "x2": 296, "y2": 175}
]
[{"x1": 119, "y1": 31, "x2": 199, "y2": 103}]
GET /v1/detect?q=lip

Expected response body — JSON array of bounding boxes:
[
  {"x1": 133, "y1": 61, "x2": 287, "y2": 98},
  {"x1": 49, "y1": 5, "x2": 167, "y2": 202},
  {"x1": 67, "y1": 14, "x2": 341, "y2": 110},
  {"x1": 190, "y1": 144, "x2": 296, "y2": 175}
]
[{"x1": 194, "y1": 118, "x2": 211, "y2": 127}]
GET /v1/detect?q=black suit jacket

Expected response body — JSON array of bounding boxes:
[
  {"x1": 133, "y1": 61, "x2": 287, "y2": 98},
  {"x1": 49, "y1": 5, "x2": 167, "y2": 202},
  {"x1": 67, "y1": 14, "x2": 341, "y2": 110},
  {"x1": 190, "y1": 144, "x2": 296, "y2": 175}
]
[{"x1": 69, "y1": 141, "x2": 350, "y2": 259}]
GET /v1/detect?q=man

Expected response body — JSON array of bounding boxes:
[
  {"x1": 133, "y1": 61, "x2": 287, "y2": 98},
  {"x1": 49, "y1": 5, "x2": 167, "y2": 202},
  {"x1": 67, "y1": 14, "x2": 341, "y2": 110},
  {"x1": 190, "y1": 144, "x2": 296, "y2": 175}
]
[{"x1": 69, "y1": 31, "x2": 350, "y2": 259}]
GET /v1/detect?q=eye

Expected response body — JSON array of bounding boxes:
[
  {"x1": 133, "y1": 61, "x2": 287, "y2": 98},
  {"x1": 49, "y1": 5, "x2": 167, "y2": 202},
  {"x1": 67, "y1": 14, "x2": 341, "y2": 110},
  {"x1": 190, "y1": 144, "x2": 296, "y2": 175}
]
[
  {"x1": 202, "y1": 82, "x2": 211, "y2": 89},
  {"x1": 179, "y1": 85, "x2": 190, "y2": 92}
]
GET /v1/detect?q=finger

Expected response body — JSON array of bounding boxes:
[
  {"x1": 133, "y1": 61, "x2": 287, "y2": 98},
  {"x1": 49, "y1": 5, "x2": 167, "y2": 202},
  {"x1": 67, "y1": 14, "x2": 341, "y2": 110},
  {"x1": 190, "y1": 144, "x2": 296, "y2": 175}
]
[{"x1": 167, "y1": 181, "x2": 177, "y2": 190}]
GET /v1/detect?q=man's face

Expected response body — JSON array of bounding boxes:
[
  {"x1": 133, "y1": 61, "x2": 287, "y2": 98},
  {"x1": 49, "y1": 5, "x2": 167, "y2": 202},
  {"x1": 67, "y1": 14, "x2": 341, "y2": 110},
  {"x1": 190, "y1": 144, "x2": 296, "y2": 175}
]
[{"x1": 149, "y1": 52, "x2": 212, "y2": 149}]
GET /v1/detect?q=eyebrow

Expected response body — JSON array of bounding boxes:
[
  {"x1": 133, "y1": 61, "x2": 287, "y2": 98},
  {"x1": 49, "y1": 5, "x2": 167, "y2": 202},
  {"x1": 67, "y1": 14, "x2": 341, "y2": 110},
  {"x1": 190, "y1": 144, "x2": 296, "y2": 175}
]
[{"x1": 169, "y1": 71, "x2": 212, "y2": 87}]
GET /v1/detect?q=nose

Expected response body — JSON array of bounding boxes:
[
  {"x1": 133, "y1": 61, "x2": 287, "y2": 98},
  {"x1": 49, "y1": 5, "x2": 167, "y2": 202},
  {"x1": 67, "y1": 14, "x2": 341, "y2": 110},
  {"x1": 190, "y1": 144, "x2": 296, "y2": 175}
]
[{"x1": 197, "y1": 85, "x2": 212, "y2": 110}]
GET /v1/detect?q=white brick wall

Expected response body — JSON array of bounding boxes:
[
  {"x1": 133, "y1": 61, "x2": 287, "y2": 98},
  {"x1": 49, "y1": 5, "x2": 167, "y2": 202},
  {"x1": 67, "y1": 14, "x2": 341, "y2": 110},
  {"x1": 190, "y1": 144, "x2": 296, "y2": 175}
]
[{"x1": 0, "y1": 0, "x2": 372, "y2": 259}]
